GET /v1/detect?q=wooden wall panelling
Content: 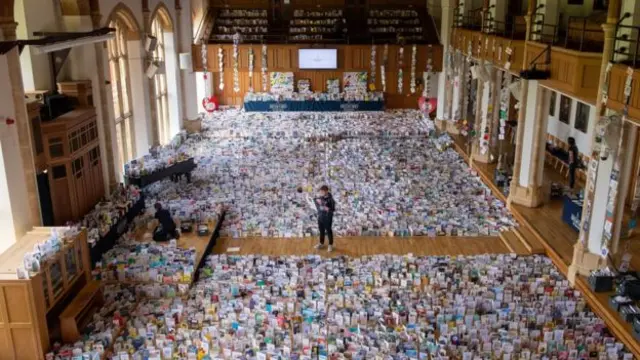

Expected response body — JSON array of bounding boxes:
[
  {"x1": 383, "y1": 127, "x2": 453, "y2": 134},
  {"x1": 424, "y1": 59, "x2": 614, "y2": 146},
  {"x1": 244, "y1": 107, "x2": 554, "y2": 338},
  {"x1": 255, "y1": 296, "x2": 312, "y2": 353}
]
[
  {"x1": 510, "y1": 40, "x2": 526, "y2": 71},
  {"x1": 607, "y1": 65, "x2": 640, "y2": 124},
  {"x1": 211, "y1": 0, "x2": 270, "y2": 8},
  {"x1": 196, "y1": 44, "x2": 442, "y2": 108},
  {"x1": 527, "y1": 42, "x2": 600, "y2": 104},
  {"x1": 0, "y1": 277, "x2": 49, "y2": 359},
  {"x1": 290, "y1": 0, "x2": 345, "y2": 7},
  {"x1": 368, "y1": 0, "x2": 426, "y2": 7},
  {"x1": 50, "y1": 169, "x2": 71, "y2": 225}
]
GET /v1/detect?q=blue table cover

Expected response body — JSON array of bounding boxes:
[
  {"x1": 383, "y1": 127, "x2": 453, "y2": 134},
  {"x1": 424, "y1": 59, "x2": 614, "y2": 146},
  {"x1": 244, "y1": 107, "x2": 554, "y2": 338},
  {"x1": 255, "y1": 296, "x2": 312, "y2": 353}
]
[
  {"x1": 562, "y1": 195, "x2": 583, "y2": 232},
  {"x1": 244, "y1": 100, "x2": 384, "y2": 112}
]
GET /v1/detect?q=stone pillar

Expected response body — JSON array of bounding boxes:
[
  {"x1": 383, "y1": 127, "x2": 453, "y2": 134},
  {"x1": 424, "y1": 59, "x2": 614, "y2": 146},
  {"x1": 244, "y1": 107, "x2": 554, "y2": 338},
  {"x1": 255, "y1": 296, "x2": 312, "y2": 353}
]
[
  {"x1": 532, "y1": 0, "x2": 559, "y2": 41},
  {"x1": 508, "y1": 0, "x2": 536, "y2": 206},
  {"x1": 489, "y1": 0, "x2": 507, "y2": 25},
  {"x1": 143, "y1": 4, "x2": 159, "y2": 147},
  {"x1": 471, "y1": 65, "x2": 485, "y2": 160},
  {"x1": 176, "y1": 0, "x2": 198, "y2": 125},
  {"x1": 436, "y1": 0, "x2": 455, "y2": 125},
  {"x1": 0, "y1": 46, "x2": 39, "y2": 252},
  {"x1": 92, "y1": 12, "x2": 117, "y2": 191},
  {"x1": 128, "y1": 39, "x2": 153, "y2": 156},
  {"x1": 611, "y1": 122, "x2": 637, "y2": 254},
  {"x1": 14, "y1": 0, "x2": 61, "y2": 91},
  {"x1": 472, "y1": 63, "x2": 493, "y2": 163},
  {"x1": 568, "y1": 0, "x2": 621, "y2": 282},
  {"x1": 490, "y1": 67, "x2": 502, "y2": 157},
  {"x1": 510, "y1": 82, "x2": 548, "y2": 207}
]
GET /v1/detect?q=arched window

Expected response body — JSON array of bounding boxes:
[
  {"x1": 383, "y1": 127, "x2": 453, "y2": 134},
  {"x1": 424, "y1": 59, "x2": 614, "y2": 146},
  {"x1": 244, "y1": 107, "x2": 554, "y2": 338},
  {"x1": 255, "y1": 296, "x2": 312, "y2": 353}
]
[
  {"x1": 151, "y1": 16, "x2": 170, "y2": 144},
  {"x1": 107, "y1": 16, "x2": 135, "y2": 173}
]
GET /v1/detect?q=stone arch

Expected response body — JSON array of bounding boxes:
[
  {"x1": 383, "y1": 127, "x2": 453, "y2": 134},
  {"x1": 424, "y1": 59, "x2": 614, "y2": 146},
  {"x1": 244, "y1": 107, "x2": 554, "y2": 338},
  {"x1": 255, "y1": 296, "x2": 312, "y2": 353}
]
[
  {"x1": 104, "y1": 2, "x2": 141, "y2": 40},
  {"x1": 150, "y1": 3, "x2": 173, "y2": 32},
  {"x1": 59, "y1": 0, "x2": 91, "y2": 16}
]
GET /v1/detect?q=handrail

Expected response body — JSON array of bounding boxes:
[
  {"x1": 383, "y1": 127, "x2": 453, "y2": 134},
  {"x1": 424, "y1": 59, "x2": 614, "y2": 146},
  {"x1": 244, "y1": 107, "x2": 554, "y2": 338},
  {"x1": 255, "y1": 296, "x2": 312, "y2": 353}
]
[
  {"x1": 204, "y1": 33, "x2": 438, "y2": 45},
  {"x1": 613, "y1": 23, "x2": 640, "y2": 68},
  {"x1": 531, "y1": 16, "x2": 604, "y2": 52},
  {"x1": 565, "y1": 15, "x2": 604, "y2": 52},
  {"x1": 527, "y1": 44, "x2": 551, "y2": 71}
]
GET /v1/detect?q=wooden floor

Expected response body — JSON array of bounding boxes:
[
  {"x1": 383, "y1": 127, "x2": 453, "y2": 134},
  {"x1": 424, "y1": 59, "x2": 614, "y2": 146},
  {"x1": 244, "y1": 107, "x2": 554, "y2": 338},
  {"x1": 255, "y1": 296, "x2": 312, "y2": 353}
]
[
  {"x1": 213, "y1": 236, "x2": 509, "y2": 257},
  {"x1": 136, "y1": 219, "x2": 218, "y2": 267}
]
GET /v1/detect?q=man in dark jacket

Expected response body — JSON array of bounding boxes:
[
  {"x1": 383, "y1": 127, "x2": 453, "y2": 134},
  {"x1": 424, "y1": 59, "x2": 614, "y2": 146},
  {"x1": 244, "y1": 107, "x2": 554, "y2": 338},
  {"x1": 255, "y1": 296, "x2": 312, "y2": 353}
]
[
  {"x1": 307, "y1": 185, "x2": 336, "y2": 252},
  {"x1": 153, "y1": 202, "x2": 179, "y2": 242}
]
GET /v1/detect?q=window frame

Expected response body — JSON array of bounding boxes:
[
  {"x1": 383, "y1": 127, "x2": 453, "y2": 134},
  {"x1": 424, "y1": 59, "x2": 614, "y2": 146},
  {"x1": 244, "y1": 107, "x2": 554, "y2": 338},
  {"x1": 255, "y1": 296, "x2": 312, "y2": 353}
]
[
  {"x1": 151, "y1": 17, "x2": 171, "y2": 145},
  {"x1": 107, "y1": 18, "x2": 136, "y2": 173}
]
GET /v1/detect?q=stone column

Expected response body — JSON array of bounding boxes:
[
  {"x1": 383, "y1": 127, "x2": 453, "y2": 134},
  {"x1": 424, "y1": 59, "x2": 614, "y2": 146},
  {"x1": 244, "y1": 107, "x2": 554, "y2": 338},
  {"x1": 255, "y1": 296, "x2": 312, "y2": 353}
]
[
  {"x1": 175, "y1": 0, "x2": 187, "y2": 128},
  {"x1": 508, "y1": 0, "x2": 536, "y2": 206},
  {"x1": 0, "y1": 21, "x2": 41, "y2": 229},
  {"x1": 143, "y1": 4, "x2": 159, "y2": 147},
  {"x1": 436, "y1": 0, "x2": 455, "y2": 126},
  {"x1": 13, "y1": 0, "x2": 57, "y2": 91},
  {"x1": 128, "y1": 39, "x2": 153, "y2": 156},
  {"x1": 510, "y1": 83, "x2": 549, "y2": 207},
  {"x1": 611, "y1": 122, "x2": 638, "y2": 254},
  {"x1": 568, "y1": 0, "x2": 621, "y2": 282},
  {"x1": 490, "y1": 67, "x2": 502, "y2": 157},
  {"x1": 0, "y1": 45, "x2": 39, "y2": 252},
  {"x1": 91, "y1": 12, "x2": 117, "y2": 191}
]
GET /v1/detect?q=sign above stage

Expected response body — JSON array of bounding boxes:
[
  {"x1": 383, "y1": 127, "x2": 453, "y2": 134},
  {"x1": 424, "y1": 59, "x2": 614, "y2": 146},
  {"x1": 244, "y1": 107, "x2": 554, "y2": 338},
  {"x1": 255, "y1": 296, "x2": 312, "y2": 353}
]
[{"x1": 244, "y1": 100, "x2": 384, "y2": 112}]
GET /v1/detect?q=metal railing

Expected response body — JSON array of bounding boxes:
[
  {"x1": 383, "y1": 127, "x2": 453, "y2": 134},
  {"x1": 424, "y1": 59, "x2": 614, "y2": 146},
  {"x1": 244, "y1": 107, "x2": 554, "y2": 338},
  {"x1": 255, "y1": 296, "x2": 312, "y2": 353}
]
[
  {"x1": 453, "y1": 7, "x2": 484, "y2": 30},
  {"x1": 531, "y1": 16, "x2": 604, "y2": 52},
  {"x1": 613, "y1": 23, "x2": 640, "y2": 68},
  {"x1": 486, "y1": 20, "x2": 527, "y2": 40},
  {"x1": 205, "y1": 33, "x2": 437, "y2": 45}
]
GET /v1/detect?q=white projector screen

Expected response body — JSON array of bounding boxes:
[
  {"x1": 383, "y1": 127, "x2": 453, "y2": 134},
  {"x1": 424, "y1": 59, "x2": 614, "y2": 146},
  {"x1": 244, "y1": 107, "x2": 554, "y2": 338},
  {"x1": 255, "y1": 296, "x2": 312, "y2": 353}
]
[{"x1": 298, "y1": 49, "x2": 338, "y2": 69}]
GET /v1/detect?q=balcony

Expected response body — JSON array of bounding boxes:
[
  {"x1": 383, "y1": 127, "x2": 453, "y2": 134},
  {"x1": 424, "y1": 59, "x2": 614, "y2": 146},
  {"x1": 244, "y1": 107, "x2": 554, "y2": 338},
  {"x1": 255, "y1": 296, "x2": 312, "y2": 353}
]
[
  {"x1": 525, "y1": 41, "x2": 602, "y2": 104},
  {"x1": 451, "y1": 24, "x2": 526, "y2": 73},
  {"x1": 531, "y1": 16, "x2": 605, "y2": 53}
]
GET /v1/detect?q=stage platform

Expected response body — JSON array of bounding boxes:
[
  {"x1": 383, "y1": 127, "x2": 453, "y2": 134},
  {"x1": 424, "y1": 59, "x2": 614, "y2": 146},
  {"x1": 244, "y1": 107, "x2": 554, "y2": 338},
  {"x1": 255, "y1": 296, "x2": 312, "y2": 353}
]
[{"x1": 212, "y1": 235, "x2": 508, "y2": 257}]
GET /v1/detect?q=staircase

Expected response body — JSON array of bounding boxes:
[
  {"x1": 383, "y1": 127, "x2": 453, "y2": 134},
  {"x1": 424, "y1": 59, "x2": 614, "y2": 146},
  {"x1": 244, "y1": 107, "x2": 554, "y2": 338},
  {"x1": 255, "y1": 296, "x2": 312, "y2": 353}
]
[{"x1": 499, "y1": 228, "x2": 530, "y2": 255}]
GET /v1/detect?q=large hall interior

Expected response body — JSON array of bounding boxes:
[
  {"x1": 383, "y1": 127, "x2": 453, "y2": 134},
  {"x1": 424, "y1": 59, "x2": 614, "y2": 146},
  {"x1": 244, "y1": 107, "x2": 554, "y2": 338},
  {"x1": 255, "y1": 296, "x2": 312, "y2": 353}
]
[{"x1": 2, "y1": 0, "x2": 640, "y2": 358}]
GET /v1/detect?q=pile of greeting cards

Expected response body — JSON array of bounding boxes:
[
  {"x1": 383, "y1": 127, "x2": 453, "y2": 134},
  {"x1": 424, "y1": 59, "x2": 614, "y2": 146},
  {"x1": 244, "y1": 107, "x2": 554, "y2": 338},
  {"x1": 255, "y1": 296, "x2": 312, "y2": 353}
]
[
  {"x1": 92, "y1": 233, "x2": 197, "y2": 286},
  {"x1": 51, "y1": 253, "x2": 633, "y2": 359},
  {"x1": 19, "y1": 227, "x2": 79, "y2": 277},
  {"x1": 135, "y1": 109, "x2": 515, "y2": 237},
  {"x1": 205, "y1": 110, "x2": 431, "y2": 139},
  {"x1": 46, "y1": 284, "x2": 137, "y2": 359},
  {"x1": 123, "y1": 131, "x2": 188, "y2": 177},
  {"x1": 80, "y1": 184, "x2": 142, "y2": 247}
]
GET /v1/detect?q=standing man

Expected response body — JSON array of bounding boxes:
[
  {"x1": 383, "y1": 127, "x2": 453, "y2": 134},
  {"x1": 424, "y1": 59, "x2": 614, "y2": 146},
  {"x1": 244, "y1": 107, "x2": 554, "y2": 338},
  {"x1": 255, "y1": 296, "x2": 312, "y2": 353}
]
[
  {"x1": 307, "y1": 185, "x2": 336, "y2": 252},
  {"x1": 568, "y1": 137, "x2": 579, "y2": 189}
]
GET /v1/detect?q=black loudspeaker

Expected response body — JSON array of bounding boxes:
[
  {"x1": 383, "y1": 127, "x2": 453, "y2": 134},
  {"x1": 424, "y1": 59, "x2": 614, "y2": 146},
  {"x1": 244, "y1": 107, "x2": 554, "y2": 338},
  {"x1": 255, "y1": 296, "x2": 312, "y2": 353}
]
[
  {"x1": 519, "y1": 69, "x2": 551, "y2": 80},
  {"x1": 36, "y1": 172, "x2": 54, "y2": 226}
]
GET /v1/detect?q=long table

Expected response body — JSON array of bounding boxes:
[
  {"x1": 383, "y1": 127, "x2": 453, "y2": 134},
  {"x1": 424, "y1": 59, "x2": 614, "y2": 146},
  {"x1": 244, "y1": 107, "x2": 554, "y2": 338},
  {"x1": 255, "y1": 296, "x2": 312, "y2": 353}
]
[
  {"x1": 126, "y1": 158, "x2": 197, "y2": 188},
  {"x1": 244, "y1": 100, "x2": 384, "y2": 112},
  {"x1": 193, "y1": 211, "x2": 226, "y2": 282},
  {"x1": 90, "y1": 195, "x2": 146, "y2": 265}
]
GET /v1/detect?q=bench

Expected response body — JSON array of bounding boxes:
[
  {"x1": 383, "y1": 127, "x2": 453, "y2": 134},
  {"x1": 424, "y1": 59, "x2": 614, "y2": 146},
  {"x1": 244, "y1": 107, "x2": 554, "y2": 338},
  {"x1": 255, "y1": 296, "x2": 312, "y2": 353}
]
[{"x1": 59, "y1": 280, "x2": 104, "y2": 343}]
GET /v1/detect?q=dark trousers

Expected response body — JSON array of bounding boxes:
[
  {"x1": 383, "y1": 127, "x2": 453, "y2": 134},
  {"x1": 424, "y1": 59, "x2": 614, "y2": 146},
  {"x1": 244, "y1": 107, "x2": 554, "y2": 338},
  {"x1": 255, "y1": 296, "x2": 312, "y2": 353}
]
[
  {"x1": 318, "y1": 216, "x2": 333, "y2": 245},
  {"x1": 153, "y1": 226, "x2": 178, "y2": 242},
  {"x1": 569, "y1": 164, "x2": 577, "y2": 189}
]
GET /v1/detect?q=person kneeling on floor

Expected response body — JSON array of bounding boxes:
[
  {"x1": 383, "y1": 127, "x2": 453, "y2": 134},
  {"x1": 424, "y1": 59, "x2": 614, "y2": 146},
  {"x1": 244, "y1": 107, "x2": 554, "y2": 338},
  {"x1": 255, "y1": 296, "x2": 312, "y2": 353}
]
[{"x1": 153, "y1": 202, "x2": 179, "y2": 242}]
